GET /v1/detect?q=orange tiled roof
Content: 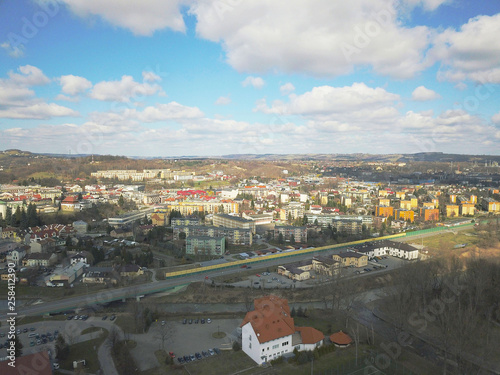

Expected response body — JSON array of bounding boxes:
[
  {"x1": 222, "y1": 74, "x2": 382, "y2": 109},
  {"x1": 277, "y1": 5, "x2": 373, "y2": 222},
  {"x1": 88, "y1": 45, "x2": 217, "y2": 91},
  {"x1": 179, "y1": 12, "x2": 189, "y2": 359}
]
[
  {"x1": 330, "y1": 331, "x2": 352, "y2": 345},
  {"x1": 296, "y1": 326, "x2": 324, "y2": 344},
  {"x1": 240, "y1": 295, "x2": 295, "y2": 344}
]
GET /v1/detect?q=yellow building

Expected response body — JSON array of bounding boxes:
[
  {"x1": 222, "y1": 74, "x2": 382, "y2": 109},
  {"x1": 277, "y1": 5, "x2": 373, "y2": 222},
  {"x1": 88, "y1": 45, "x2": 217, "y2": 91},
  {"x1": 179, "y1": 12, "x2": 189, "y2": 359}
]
[
  {"x1": 165, "y1": 201, "x2": 239, "y2": 215},
  {"x1": 395, "y1": 191, "x2": 406, "y2": 199},
  {"x1": 333, "y1": 252, "x2": 368, "y2": 268},
  {"x1": 446, "y1": 205, "x2": 460, "y2": 217},
  {"x1": 450, "y1": 194, "x2": 457, "y2": 203},
  {"x1": 410, "y1": 196, "x2": 418, "y2": 209},
  {"x1": 469, "y1": 195, "x2": 477, "y2": 204},
  {"x1": 460, "y1": 203, "x2": 475, "y2": 216},
  {"x1": 482, "y1": 198, "x2": 500, "y2": 213},
  {"x1": 395, "y1": 209, "x2": 415, "y2": 223},
  {"x1": 378, "y1": 198, "x2": 390, "y2": 206},
  {"x1": 375, "y1": 206, "x2": 394, "y2": 218},
  {"x1": 378, "y1": 190, "x2": 389, "y2": 197},
  {"x1": 422, "y1": 202, "x2": 435, "y2": 209},
  {"x1": 399, "y1": 200, "x2": 412, "y2": 210}
]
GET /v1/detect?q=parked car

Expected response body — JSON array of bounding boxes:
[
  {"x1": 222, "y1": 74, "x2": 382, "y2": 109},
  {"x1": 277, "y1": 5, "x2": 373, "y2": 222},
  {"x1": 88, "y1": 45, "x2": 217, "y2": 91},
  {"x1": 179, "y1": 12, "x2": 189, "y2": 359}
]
[
  {"x1": 208, "y1": 349, "x2": 215, "y2": 356},
  {"x1": 202, "y1": 351, "x2": 209, "y2": 357},
  {"x1": 190, "y1": 354, "x2": 196, "y2": 362},
  {"x1": 207, "y1": 318, "x2": 212, "y2": 324},
  {"x1": 102, "y1": 315, "x2": 108, "y2": 320},
  {"x1": 188, "y1": 319, "x2": 193, "y2": 324},
  {"x1": 195, "y1": 353, "x2": 202, "y2": 360},
  {"x1": 182, "y1": 318, "x2": 187, "y2": 324},
  {"x1": 110, "y1": 315, "x2": 116, "y2": 321},
  {"x1": 169, "y1": 351, "x2": 175, "y2": 358},
  {"x1": 213, "y1": 348, "x2": 220, "y2": 355},
  {"x1": 178, "y1": 357, "x2": 184, "y2": 364},
  {"x1": 201, "y1": 319, "x2": 205, "y2": 324}
]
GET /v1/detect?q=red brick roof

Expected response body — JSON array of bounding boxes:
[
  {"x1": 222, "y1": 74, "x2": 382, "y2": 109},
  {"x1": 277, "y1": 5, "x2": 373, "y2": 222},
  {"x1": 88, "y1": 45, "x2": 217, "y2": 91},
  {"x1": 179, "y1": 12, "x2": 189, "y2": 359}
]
[
  {"x1": 296, "y1": 326, "x2": 324, "y2": 344},
  {"x1": 330, "y1": 331, "x2": 352, "y2": 345},
  {"x1": 240, "y1": 295, "x2": 295, "y2": 344},
  {"x1": 0, "y1": 351, "x2": 52, "y2": 375}
]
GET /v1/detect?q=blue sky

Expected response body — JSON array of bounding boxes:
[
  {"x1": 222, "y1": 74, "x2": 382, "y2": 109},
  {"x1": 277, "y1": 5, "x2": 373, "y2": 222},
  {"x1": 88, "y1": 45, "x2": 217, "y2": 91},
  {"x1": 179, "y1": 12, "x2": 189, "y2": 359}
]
[{"x1": 0, "y1": 0, "x2": 499, "y2": 156}]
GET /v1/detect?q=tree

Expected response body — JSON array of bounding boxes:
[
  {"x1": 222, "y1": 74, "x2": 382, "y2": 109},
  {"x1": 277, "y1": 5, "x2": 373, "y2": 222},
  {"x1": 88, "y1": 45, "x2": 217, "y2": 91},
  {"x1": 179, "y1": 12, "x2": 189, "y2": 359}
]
[
  {"x1": 118, "y1": 195, "x2": 125, "y2": 207},
  {"x1": 232, "y1": 341, "x2": 241, "y2": 351},
  {"x1": 55, "y1": 335, "x2": 69, "y2": 360},
  {"x1": 14, "y1": 336, "x2": 23, "y2": 357},
  {"x1": 278, "y1": 233, "x2": 284, "y2": 244},
  {"x1": 290, "y1": 234, "x2": 295, "y2": 245}
]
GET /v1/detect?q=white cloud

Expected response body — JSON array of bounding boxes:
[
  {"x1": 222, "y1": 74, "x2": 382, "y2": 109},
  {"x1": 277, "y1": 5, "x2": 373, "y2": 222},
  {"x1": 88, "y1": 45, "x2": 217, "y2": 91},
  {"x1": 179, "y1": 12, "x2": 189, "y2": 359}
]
[
  {"x1": 7, "y1": 65, "x2": 50, "y2": 86},
  {"x1": 242, "y1": 76, "x2": 265, "y2": 89},
  {"x1": 256, "y1": 83, "x2": 400, "y2": 118},
  {"x1": 142, "y1": 71, "x2": 162, "y2": 82},
  {"x1": 0, "y1": 65, "x2": 78, "y2": 120},
  {"x1": 431, "y1": 14, "x2": 500, "y2": 84},
  {"x1": 0, "y1": 103, "x2": 79, "y2": 119},
  {"x1": 190, "y1": 0, "x2": 433, "y2": 79},
  {"x1": 123, "y1": 102, "x2": 204, "y2": 122},
  {"x1": 492, "y1": 112, "x2": 500, "y2": 125},
  {"x1": 58, "y1": 0, "x2": 186, "y2": 36},
  {"x1": 280, "y1": 83, "x2": 295, "y2": 95},
  {"x1": 411, "y1": 86, "x2": 441, "y2": 101},
  {"x1": 90, "y1": 75, "x2": 163, "y2": 102},
  {"x1": 1, "y1": 41, "x2": 25, "y2": 58},
  {"x1": 215, "y1": 96, "x2": 231, "y2": 105},
  {"x1": 59, "y1": 75, "x2": 92, "y2": 95}
]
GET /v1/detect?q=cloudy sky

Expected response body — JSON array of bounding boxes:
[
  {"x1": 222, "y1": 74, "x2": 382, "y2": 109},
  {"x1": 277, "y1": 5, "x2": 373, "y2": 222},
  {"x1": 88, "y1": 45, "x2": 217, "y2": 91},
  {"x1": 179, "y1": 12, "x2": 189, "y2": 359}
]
[{"x1": 0, "y1": 0, "x2": 499, "y2": 156}]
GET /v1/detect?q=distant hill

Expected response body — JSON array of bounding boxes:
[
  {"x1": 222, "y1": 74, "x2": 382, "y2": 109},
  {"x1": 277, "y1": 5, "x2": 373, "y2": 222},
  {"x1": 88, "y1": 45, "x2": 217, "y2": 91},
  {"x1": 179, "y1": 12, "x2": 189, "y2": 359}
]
[{"x1": 2, "y1": 150, "x2": 500, "y2": 163}]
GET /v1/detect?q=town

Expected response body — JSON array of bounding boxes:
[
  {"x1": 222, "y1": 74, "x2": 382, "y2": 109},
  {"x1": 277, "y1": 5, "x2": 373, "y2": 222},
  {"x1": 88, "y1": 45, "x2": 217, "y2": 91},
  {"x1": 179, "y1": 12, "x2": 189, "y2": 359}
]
[{"x1": 0, "y1": 151, "x2": 499, "y2": 375}]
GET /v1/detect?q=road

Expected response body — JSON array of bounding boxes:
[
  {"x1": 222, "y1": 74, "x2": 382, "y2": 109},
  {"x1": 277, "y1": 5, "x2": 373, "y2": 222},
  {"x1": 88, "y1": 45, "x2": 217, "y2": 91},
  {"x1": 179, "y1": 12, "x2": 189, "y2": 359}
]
[{"x1": 0, "y1": 225, "x2": 475, "y2": 321}]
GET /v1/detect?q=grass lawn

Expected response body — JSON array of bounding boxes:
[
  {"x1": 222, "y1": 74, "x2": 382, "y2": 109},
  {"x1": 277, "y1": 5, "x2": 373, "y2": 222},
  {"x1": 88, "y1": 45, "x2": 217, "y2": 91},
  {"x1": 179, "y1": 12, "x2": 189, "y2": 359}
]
[
  {"x1": 17, "y1": 315, "x2": 66, "y2": 325},
  {"x1": 115, "y1": 314, "x2": 142, "y2": 334},
  {"x1": 59, "y1": 328, "x2": 108, "y2": 373},
  {"x1": 81, "y1": 326, "x2": 103, "y2": 335},
  {"x1": 292, "y1": 309, "x2": 345, "y2": 335}
]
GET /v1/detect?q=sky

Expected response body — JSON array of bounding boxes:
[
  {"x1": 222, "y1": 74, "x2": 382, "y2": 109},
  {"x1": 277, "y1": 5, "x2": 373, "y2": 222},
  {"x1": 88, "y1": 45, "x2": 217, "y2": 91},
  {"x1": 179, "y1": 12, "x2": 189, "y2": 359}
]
[{"x1": 0, "y1": 0, "x2": 499, "y2": 157}]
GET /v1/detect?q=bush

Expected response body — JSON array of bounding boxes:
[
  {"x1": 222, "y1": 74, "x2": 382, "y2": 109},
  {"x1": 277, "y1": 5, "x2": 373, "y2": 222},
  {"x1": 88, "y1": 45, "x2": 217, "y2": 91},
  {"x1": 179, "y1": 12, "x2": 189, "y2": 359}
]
[
  {"x1": 297, "y1": 352, "x2": 309, "y2": 365},
  {"x1": 232, "y1": 341, "x2": 241, "y2": 351}
]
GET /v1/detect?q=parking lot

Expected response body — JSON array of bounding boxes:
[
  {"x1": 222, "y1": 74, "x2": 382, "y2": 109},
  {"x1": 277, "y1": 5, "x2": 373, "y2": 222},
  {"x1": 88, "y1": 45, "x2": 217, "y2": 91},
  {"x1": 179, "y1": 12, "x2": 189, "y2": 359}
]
[{"x1": 129, "y1": 318, "x2": 239, "y2": 370}]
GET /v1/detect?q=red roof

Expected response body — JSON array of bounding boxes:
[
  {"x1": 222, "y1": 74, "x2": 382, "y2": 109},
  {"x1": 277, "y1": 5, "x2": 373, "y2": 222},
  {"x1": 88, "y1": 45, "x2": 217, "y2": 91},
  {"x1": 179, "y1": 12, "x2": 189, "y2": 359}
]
[
  {"x1": 296, "y1": 326, "x2": 324, "y2": 344},
  {"x1": 330, "y1": 331, "x2": 352, "y2": 345},
  {"x1": 0, "y1": 351, "x2": 52, "y2": 375},
  {"x1": 240, "y1": 295, "x2": 295, "y2": 344}
]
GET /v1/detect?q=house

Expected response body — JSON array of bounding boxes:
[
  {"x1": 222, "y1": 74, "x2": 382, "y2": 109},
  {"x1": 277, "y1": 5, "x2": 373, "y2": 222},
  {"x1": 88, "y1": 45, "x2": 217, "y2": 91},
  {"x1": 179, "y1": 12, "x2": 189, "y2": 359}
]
[
  {"x1": 83, "y1": 266, "x2": 118, "y2": 285},
  {"x1": 151, "y1": 213, "x2": 167, "y2": 226},
  {"x1": 6, "y1": 247, "x2": 27, "y2": 267},
  {"x1": 30, "y1": 238, "x2": 56, "y2": 253},
  {"x1": 70, "y1": 251, "x2": 91, "y2": 265},
  {"x1": 277, "y1": 260, "x2": 313, "y2": 281},
  {"x1": 330, "y1": 331, "x2": 352, "y2": 348},
  {"x1": 49, "y1": 261, "x2": 86, "y2": 285},
  {"x1": 119, "y1": 264, "x2": 144, "y2": 277},
  {"x1": 60, "y1": 195, "x2": 80, "y2": 211},
  {"x1": 0, "y1": 350, "x2": 53, "y2": 375},
  {"x1": 73, "y1": 220, "x2": 88, "y2": 234},
  {"x1": 240, "y1": 296, "x2": 324, "y2": 365},
  {"x1": 22, "y1": 252, "x2": 57, "y2": 267},
  {"x1": 353, "y1": 240, "x2": 419, "y2": 260},
  {"x1": 110, "y1": 227, "x2": 133, "y2": 239},
  {"x1": 332, "y1": 251, "x2": 368, "y2": 268},
  {"x1": 312, "y1": 256, "x2": 340, "y2": 277}
]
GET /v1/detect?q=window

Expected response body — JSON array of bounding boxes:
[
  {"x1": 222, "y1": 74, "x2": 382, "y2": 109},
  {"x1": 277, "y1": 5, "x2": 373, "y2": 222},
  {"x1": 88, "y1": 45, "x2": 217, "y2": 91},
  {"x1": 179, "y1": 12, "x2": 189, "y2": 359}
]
[
  {"x1": 249, "y1": 343, "x2": 252, "y2": 349},
  {"x1": 272, "y1": 344, "x2": 279, "y2": 350},
  {"x1": 249, "y1": 335, "x2": 251, "y2": 341},
  {"x1": 282, "y1": 341, "x2": 289, "y2": 346}
]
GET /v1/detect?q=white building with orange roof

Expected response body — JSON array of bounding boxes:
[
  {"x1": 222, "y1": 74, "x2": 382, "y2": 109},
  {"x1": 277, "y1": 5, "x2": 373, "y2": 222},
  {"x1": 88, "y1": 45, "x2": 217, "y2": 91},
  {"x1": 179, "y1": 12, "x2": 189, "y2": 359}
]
[{"x1": 240, "y1": 295, "x2": 324, "y2": 365}]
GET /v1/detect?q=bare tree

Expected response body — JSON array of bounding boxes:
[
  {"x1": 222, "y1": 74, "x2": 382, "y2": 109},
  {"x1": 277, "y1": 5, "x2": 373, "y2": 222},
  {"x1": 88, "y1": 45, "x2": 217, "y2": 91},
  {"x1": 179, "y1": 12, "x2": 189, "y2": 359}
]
[{"x1": 154, "y1": 322, "x2": 175, "y2": 350}]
